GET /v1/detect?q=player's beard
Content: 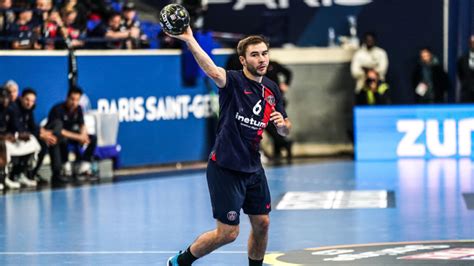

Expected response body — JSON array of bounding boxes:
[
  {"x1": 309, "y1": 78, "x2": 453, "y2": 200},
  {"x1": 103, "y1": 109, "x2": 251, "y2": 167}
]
[{"x1": 246, "y1": 63, "x2": 267, "y2": 77}]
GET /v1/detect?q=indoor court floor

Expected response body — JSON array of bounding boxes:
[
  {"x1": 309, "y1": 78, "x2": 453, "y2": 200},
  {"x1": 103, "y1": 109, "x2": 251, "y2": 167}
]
[{"x1": 0, "y1": 158, "x2": 473, "y2": 265}]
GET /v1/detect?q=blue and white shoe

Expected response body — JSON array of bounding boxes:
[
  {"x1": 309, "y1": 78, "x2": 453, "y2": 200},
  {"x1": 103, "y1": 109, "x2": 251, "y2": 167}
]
[{"x1": 167, "y1": 251, "x2": 181, "y2": 266}]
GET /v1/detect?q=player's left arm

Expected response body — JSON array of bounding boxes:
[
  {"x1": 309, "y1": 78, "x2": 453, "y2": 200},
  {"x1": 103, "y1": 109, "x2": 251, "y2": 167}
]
[{"x1": 270, "y1": 111, "x2": 291, "y2": 136}]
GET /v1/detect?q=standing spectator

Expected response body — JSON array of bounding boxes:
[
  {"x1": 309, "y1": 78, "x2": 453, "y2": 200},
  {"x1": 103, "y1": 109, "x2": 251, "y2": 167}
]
[
  {"x1": 18, "y1": 88, "x2": 57, "y2": 183},
  {"x1": 458, "y1": 35, "x2": 474, "y2": 102},
  {"x1": 8, "y1": 4, "x2": 41, "y2": 50},
  {"x1": 356, "y1": 69, "x2": 390, "y2": 105},
  {"x1": 351, "y1": 32, "x2": 389, "y2": 93},
  {"x1": 46, "y1": 86, "x2": 97, "y2": 184},
  {"x1": 412, "y1": 47, "x2": 449, "y2": 103}
]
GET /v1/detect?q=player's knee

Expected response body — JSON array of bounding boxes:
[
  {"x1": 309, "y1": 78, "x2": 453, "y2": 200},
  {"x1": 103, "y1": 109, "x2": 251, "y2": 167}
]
[
  {"x1": 253, "y1": 216, "x2": 270, "y2": 234},
  {"x1": 218, "y1": 225, "x2": 239, "y2": 244}
]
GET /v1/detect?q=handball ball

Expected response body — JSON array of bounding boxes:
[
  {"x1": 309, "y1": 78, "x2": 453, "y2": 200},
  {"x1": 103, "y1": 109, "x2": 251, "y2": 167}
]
[{"x1": 159, "y1": 4, "x2": 190, "y2": 35}]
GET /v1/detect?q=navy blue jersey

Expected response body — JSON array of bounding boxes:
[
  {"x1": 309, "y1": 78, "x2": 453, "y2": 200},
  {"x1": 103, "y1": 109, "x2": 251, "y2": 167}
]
[
  {"x1": 212, "y1": 70, "x2": 287, "y2": 173},
  {"x1": 17, "y1": 100, "x2": 39, "y2": 136},
  {"x1": 0, "y1": 104, "x2": 19, "y2": 135},
  {"x1": 47, "y1": 102, "x2": 84, "y2": 133}
]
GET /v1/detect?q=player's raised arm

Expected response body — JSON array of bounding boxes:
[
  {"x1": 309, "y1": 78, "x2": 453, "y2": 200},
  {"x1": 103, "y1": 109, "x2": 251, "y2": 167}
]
[{"x1": 168, "y1": 27, "x2": 227, "y2": 88}]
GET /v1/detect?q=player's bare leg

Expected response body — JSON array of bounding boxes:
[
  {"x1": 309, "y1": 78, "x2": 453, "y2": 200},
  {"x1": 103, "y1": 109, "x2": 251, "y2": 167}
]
[
  {"x1": 168, "y1": 220, "x2": 239, "y2": 265},
  {"x1": 248, "y1": 214, "x2": 270, "y2": 263},
  {"x1": 190, "y1": 220, "x2": 239, "y2": 257}
]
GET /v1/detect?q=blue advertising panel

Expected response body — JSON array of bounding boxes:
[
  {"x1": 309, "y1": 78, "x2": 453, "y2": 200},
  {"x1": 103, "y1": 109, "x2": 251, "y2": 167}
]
[
  {"x1": 355, "y1": 105, "x2": 474, "y2": 160},
  {"x1": 0, "y1": 52, "x2": 221, "y2": 167},
  {"x1": 0, "y1": 53, "x2": 68, "y2": 120}
]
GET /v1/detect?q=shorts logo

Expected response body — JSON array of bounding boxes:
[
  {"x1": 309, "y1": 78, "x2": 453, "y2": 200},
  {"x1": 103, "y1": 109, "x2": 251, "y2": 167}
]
[{"x1": 227, "y1": 211, "x2": 238, "y2": 221}]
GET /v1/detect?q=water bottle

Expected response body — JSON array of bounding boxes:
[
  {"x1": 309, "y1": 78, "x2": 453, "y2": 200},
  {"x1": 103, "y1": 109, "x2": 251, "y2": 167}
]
[
  {"x1": 328, "y1": 27, "x2": 336, "y2": 47},
  {"x1": 347, "y1": 15, "x2": 359, "y2": 48}
]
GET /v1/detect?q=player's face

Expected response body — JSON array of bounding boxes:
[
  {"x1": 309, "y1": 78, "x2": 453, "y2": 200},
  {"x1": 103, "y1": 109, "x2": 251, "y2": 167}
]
[
  {"x1": 241, "y1": 42, "x2": 269, "y2": 77},
  {"x1": 66, "y1": 92, "x2": 81, "y2": 111},
  {"x1": 21, "y1": 93, "x2": 36, "y2": 110}
]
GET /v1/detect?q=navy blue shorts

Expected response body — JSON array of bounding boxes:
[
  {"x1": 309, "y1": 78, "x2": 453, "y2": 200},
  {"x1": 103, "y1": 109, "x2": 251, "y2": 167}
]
[{"x1": 206, "y1": 160, "x2": 271, "y2": 225}]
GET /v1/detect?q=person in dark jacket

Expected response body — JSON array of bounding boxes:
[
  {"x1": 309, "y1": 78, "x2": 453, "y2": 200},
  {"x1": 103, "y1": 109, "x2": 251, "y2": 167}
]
[
  {"x1": 412, "y1": 47, "x2": 449, "y2": 103},
  {"x1": 458, "y1": 35, "x2": 474, "y2": 103}
]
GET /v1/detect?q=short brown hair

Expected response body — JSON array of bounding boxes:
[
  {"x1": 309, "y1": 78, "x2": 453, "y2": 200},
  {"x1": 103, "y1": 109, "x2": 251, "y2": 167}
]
[{"x1": 236, "y1": 35, "x2": 269, "y2": 57}]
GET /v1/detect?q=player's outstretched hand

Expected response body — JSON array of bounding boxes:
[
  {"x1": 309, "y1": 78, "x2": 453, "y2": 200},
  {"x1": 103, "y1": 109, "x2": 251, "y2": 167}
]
[{"x1": 166, "y1": 26, "x2": 193, "y2": 42}]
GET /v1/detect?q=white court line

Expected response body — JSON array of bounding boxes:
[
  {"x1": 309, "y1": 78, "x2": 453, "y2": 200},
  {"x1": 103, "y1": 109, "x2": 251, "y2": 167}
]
[{"x1": 0, "y1": 251, "x2": 279, "y2": 255}]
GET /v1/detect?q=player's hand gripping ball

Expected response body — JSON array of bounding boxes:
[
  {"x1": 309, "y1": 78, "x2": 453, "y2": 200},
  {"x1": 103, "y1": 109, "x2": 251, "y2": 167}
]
[{"x1": 159, "y1": 4, "x2": 190, "y2": 35}]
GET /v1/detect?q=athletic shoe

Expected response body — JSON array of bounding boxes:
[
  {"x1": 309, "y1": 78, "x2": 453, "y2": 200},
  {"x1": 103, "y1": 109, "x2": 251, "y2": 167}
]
[
  {"x1": 77, "y1": 161, "x2": 92, "y2": 175},
  {"x1": 18, "y1": 173, "x2": 37, "y2": 187},
  {"x1": 5, "y1": 177, "x2": 20, "y2": 189},
  {"x1": 62, "y1": 162, "x2": 73, "y2": 177},
  {"x1": 0, "y1": 183, "x2": 4, "y2": 190},
  {"x1": 167, "y1": 251, "x2": 182, "y2": 266}
]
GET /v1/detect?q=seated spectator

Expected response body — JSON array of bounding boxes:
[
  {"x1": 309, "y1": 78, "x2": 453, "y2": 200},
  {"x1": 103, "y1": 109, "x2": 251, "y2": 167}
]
[
  {"x1": 0, "y1": 0, "x2": 15, "y2": 49},
  {"x1": 0, "y1": 88, "x2": 20, "y2": 189},
  {"x1": 17, "y1": 88, "x2": 57, "y2": 183},
  {"x1": 457, "y1": 35, "x2": 474, "y2": 102},
  {"x1": 8, "y1": 4, "x2": 41, "y2": 50},
  {"x1": 4, "y1": 81, "x2": 41, "y2": 187},
  {"x1": 60, "y1": 0, "x2": 87, "y2": 31},
  {"x1": 43, "y1": 8, "x2": 63, "y2": 49},
  {"x1": 412, "y1": 47, "x2": 449, "y2": 104},
  {"x1": 33, "y1": 0, "x2": 53, "y2": 28},
  {"x1": 89, "y1": 11, "x2": 139, "y2": 49},
  {"x1": 4, "y1": 79, "x2": 18, "y2": 103},
  {"x1": 121, "y1": 1, "x2": 147, "y2": 49},
  {"x1": 46, "y1": 86, "x2": 97, "y2": 184},
  {"x1": 356, "y1": 69, "x2": 390, "y2": 105}
]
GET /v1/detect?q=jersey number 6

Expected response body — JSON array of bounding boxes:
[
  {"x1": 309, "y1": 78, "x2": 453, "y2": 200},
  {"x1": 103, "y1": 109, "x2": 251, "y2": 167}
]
[{"x1": 253, "y1": 100, "x2": 262, "y2": 116}]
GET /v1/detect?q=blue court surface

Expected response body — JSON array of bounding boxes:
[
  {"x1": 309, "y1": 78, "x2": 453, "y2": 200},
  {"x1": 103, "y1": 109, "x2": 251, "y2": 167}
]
[{"x1": 1, "y1": 158, "x2": 473, "y2": 265}]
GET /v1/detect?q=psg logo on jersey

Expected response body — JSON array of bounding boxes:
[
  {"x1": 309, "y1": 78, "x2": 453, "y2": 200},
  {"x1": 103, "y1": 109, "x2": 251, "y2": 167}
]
[{"x1": 266, "y1": 95, "x2": 276, "y2": 106}]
